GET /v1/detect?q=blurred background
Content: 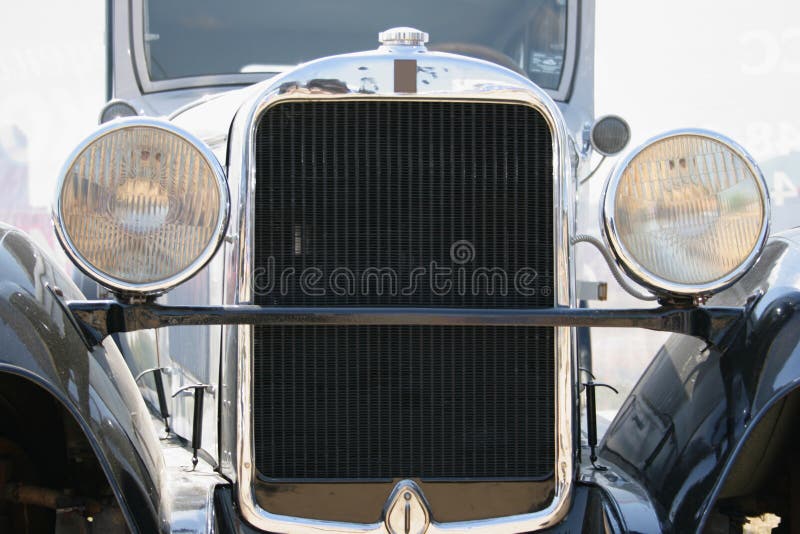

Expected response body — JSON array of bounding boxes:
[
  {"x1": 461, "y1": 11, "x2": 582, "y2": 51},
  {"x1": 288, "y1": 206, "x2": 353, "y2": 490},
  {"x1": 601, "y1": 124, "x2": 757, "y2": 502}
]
[{"x1": 0, "y1": 0, "x2": 798, "y2": 418}]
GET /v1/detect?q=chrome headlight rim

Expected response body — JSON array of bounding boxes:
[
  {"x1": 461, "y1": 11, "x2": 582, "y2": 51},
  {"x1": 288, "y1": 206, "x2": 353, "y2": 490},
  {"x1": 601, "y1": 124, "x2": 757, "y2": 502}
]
[
  {"x1": 601, "y1": 128, "x2": 771, "y2": 298},
  {"x1": 52, "y1": 117, "x2": 230, "y2": 296}
]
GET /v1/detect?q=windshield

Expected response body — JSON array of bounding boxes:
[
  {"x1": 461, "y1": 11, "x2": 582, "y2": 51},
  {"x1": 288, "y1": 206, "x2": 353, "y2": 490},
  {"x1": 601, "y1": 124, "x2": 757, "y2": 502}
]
[{"x1": 142, "y1": 0, "x2": 570, "y2": 91}]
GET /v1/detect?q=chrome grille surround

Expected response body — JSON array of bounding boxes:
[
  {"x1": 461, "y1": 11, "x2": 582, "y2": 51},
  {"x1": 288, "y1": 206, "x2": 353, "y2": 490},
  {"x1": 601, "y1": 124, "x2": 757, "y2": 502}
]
[{"x1": 220, "y1": 44, "x2": 576, "y2": 533}]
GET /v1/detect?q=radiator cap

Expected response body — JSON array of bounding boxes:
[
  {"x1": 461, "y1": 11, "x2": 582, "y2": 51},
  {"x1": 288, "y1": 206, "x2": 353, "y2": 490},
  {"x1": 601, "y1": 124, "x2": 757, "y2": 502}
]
[{"x1": 379, "y1": 27, "x2": 429, "y2": 47}]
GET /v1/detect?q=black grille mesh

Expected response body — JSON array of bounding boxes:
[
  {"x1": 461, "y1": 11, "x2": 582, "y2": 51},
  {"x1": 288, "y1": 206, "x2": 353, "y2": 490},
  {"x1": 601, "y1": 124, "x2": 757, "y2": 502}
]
[
  {"x1": 254, "y1": 325, "x2": 554, "y2": 479},
  {"x1": 253, "y1": 101, "x2": 553, "y2": 307},
  {"x1": 252, "y1": 100, "x2": 555, "y2": 480}
]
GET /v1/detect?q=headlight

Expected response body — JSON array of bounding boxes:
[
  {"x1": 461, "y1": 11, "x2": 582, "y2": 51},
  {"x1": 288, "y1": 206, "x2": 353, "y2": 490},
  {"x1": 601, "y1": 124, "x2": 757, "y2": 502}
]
[
  {"x1": 54, "y1": 118, "x2": 229, "y2": 295},
  {"x1": 602, "y1": 129, "x2": 769, "y2": 298}
]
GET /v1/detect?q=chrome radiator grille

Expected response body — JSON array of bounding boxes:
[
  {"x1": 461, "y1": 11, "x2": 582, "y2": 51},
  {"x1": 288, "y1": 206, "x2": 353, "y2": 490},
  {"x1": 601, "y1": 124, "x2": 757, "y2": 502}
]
[{"x1": 252, "y1": 100, "x2": 555, "y2": 480}]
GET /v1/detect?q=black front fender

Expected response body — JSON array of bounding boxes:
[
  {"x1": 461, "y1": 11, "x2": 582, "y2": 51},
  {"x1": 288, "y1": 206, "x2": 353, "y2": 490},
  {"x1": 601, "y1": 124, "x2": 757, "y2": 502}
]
[
  {"x1": 0, "y1": 224, "x2": 163, "y2": 533},
  {"x1": 600, "y1": 227, "x2": 800, "y2": 532}
]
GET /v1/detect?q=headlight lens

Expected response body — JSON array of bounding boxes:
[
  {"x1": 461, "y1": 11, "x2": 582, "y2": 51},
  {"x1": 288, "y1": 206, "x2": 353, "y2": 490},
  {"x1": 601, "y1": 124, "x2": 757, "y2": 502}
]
[
  {"x1": 603, "y1": 130, "x2": 769, "y2": 296},
  {"x1": 54, "y1": 119, "x2": 229, "y2": 294}
]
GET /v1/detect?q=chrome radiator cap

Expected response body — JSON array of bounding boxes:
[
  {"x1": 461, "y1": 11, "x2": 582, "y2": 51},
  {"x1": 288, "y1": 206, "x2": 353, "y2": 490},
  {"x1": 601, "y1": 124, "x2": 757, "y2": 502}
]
[{"x1": 378, "y1": 26, "x2": 430, "y2": 47}]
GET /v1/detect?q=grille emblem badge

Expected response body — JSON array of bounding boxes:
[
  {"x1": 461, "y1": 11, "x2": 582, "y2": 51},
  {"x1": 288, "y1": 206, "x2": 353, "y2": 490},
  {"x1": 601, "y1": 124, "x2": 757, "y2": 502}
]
[{"x1": 384, "y1": 481, "x2": 430, "y2": 534}]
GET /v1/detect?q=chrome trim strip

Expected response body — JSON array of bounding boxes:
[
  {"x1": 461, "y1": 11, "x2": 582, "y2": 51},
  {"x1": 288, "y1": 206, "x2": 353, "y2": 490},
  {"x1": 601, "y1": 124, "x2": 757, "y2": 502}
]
[
  {"x1": 601, "y1": 128, "x2": 771, "y2": 298},
  {"x1": 552, "y1": 0, "x2": 579, "y2": 102},
  {"x1": 52, "y1": 117, "x2": 231, "y2": 296}
]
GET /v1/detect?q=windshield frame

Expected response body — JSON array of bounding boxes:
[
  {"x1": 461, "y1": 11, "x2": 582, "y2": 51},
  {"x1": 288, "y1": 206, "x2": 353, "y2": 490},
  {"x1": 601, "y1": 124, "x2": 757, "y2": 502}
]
[{"x1": 129, "y1": 0, "x2": 579, "y2": 101}]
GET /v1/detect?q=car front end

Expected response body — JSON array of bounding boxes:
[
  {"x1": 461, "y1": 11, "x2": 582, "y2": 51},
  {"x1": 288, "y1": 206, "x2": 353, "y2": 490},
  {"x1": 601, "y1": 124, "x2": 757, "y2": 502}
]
[{"x1": 3, "y1": 2, "x2": 797, "y2": 533}]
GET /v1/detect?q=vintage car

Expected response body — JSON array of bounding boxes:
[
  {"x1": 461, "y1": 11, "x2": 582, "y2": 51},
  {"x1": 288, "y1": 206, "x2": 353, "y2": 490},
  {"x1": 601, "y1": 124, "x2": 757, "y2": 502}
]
[{"x1": 1, "y1": 1, "x2": 797, "y2": 533}]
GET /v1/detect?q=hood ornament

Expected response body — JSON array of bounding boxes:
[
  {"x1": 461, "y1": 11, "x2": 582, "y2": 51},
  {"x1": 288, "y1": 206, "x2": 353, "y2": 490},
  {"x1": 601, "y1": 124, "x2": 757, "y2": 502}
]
[{"x1": 384, "y1": 480, "x2": 430, "y2": 534}]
